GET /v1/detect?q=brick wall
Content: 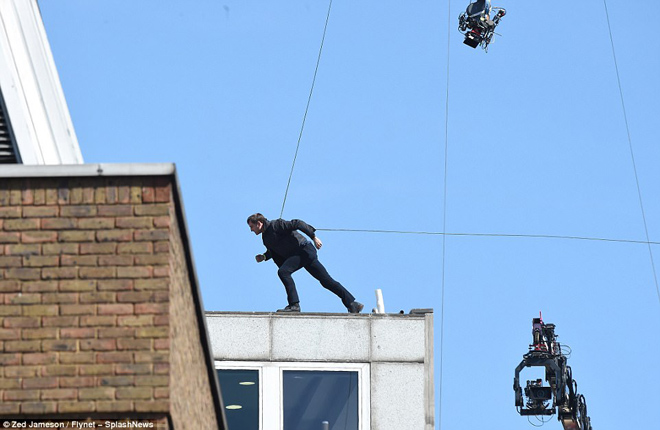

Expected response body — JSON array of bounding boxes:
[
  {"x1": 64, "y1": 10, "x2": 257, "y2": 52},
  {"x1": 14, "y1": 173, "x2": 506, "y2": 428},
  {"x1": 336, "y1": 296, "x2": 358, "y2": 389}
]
[
  {"x1": 0, "y1": 173, "x2": 221, "y2": 428},
  {"x1": 168, "y1": 198, "x2": 219, "y2": 429}
]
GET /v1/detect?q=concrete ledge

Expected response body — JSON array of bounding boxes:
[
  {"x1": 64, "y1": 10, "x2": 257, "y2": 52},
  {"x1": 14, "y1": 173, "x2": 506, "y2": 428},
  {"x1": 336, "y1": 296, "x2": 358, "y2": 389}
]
[
  {"x1": 205, "y1": 311, "x2": 427, "y2": 318},
  {"x1": 206, "y1": 312, "x2": 429, "y2": 363},
  {"x1": 371, "y1": 318, "x2": 425, "y2": 362},
  {"x1": 272, "y1": 316, "x2": 370, "y2": 361},
  {"x1": 0, "y1": 163, "x2": 176, "y2": 177},
  {"x1": 207, "y1": 315, "x2": 271, "y2": 361}
]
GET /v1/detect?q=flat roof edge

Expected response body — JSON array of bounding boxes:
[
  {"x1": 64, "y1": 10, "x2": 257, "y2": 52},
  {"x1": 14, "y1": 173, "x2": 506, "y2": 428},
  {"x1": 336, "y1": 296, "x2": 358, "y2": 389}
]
[
  {"x1": 0, "y1": 163, "x2": 176, "y2": 178},
  {"x1": 205, "y1": 311, "x2": 432, "y2": 318}
]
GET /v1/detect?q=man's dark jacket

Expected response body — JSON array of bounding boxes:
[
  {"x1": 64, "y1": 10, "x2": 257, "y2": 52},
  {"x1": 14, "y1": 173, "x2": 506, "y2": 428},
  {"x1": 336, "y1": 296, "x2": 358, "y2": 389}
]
[{"x1": 261, "y1": 218, "x2": 316, "y2": 267}]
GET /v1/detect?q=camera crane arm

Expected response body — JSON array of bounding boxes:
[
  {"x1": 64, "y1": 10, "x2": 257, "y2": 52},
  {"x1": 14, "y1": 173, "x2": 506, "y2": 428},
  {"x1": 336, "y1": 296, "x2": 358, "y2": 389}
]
[{"x1": 513, "y1": 315, "x2": 593, "y2": 430}]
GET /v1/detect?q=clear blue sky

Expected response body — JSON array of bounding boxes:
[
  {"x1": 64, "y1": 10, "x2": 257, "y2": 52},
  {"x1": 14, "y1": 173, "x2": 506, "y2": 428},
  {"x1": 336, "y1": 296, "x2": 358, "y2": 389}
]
[{"x1": 40, "y1": 1, "x2": 659, "y2": 429}]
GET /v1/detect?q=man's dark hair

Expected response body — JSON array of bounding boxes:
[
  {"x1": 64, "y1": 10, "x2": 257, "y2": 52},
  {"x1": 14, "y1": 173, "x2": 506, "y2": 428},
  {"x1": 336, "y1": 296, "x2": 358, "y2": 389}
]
[{"x1": 247, "y1": 213, "x2": 267, "y2": 225}]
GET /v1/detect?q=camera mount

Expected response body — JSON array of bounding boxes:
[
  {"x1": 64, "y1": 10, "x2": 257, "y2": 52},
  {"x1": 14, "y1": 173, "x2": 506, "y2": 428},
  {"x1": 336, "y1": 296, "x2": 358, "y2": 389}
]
[{"x1": 513, "y1": 314, "x2": 593, "y2": 429}]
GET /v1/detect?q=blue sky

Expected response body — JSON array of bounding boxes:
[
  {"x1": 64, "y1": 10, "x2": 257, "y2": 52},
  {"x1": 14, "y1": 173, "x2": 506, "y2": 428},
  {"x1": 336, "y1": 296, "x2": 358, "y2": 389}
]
[{"x1": 40, "y1": 1, "x2": 659, "y2": 429}]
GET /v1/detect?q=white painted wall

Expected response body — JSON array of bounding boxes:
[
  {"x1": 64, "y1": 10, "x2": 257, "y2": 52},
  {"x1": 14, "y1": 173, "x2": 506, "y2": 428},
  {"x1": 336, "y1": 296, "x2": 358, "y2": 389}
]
[{"x1": 206, "y1": 312, "x2": 435, "y2": 430}]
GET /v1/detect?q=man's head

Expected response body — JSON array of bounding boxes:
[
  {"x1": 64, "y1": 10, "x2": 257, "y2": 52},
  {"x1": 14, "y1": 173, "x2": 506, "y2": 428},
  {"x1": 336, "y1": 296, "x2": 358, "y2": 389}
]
[{"x1": 247, "y1": 213, "x2": 267, "y2": 235}]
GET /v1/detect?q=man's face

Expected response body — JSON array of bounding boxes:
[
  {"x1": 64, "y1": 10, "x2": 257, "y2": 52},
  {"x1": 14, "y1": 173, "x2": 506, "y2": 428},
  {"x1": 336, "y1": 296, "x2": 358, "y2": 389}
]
[{"x1": 248, "y1": 221, "x2": 263, "y2": 235}]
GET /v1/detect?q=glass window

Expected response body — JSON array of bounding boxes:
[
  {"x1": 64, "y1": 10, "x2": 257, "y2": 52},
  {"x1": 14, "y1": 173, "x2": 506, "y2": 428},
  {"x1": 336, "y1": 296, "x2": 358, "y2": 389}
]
[
  {"x1": 283, "y1": 370, "x2": 358, "y2": 430},
  {"x1": 217, "y1": 369, "x2": 260, "y2": 430}
]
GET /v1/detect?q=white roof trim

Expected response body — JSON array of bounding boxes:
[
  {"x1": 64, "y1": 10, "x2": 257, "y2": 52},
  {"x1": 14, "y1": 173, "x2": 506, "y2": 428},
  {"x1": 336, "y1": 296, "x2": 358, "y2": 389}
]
[
  {"x1": 0, "y1": 0, "x2": 82, "y2": 164},
  {"x1": 0, "y1": 163, "x2": 175, "y2": 178}
]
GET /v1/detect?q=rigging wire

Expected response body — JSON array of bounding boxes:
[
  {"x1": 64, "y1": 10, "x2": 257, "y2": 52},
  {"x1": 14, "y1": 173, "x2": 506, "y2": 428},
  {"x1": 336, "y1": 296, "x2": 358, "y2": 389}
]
[
  {"x1": 527, "y1": 414, "x2": 551, "y2": 427},
  {"x1": 280, "y1": 0, "x2": 334, "y2": 218},
  {"x1": 561, "y1": 344, "x2": 573, "y2": 359},
  {"x1": 316, "y1": 228, "x2": 660, "y2": 246},
  {"x1": 602, "y1": 0, "x2": 660, "y2": 307},
  {"x1": 438, "y1": 0, "x2": 452, "y2": 427}
]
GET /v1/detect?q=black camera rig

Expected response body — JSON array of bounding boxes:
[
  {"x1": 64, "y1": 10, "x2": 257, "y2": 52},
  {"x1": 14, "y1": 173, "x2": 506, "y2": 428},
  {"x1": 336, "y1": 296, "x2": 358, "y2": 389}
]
[
  {"x1": 458, "y1": 0, "x2": 506, "y2": 51},
  {"x1": 513, "y1": 314, "x2": 593, "y2": 429}
]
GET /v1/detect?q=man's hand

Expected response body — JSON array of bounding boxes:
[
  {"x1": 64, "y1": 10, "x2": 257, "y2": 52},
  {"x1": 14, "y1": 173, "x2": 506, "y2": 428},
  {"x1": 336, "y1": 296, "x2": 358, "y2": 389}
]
[
  {"x1": 255, "y1": 254, "x2": 265, "y2": 263},
  {"x1": 313, "y1": 237, "x2": 323, "y2": 250}
]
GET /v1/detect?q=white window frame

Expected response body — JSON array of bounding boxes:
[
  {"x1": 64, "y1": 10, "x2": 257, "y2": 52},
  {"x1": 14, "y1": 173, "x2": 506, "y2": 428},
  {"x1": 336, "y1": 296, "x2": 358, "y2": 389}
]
[{"x1": 216, "y1": 361, "x2": 371, "y2": 430}]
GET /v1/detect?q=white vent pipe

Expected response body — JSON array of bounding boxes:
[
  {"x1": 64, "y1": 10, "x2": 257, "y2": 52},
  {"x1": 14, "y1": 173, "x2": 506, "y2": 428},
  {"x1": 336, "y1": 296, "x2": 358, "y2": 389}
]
[{"x1": 375, "y1": 289, "x2": 385, "y2": 314}]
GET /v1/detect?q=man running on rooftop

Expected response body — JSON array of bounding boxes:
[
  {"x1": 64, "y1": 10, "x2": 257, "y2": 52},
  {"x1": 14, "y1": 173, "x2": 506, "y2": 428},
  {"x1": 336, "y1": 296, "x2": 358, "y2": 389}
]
[{"x1": 247, "y1": 213, "x2": 363, "y2": 313}]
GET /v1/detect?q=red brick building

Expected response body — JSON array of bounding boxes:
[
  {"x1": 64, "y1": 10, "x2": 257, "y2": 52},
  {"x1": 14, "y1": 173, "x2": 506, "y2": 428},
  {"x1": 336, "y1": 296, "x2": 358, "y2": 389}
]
[{"x1": 0, "y1": 164, "x2": 227, "y2": 429}]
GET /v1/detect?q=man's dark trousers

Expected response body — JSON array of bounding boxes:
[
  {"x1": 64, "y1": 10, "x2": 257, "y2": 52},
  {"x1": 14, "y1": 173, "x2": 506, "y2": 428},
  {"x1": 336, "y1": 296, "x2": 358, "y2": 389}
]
[{"x1": 277, "y1": 242, "x2": 355, "y2": 308}]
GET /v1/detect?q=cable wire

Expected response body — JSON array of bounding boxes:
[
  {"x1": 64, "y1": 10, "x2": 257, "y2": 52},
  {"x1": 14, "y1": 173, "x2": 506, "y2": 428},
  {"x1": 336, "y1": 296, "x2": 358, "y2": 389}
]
[
  {"x1": 603, "y1": 0, "x2": 660, "y2": 307},
  {"x1": 280, "y1": 0, "x2": 334, "y2": 218},
  {"x1": 316, "y1": 228, "x2": 660, "y2": 246},
  {"x1": 438, "y1": 0, "x2": 452, "y2": 427},
  {"x1": 527, "y1": 414, "x2": 551, "y2": 427}
]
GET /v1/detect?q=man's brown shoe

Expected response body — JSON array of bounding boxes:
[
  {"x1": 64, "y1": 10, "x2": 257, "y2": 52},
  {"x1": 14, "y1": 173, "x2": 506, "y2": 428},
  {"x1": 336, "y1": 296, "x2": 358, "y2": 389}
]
[{"x1": 348, "y1": 301, "x2": 364, "y2": 314}]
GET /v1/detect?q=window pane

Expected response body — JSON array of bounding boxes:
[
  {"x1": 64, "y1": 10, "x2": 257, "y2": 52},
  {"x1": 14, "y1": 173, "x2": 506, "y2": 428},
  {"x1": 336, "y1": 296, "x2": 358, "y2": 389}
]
[
  {"x1": 217, "y1": 369, "x2": 259, "y2": 430},
  {"x1": 283, "y1": 370, "x2": 358, "y2": 430}
]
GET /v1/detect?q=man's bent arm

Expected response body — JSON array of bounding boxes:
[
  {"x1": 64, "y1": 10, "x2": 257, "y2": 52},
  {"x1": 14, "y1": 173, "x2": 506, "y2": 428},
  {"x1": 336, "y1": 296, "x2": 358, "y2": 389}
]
[{"x1": 272, "y1": 218, "x2": 316, "y2": 239}]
